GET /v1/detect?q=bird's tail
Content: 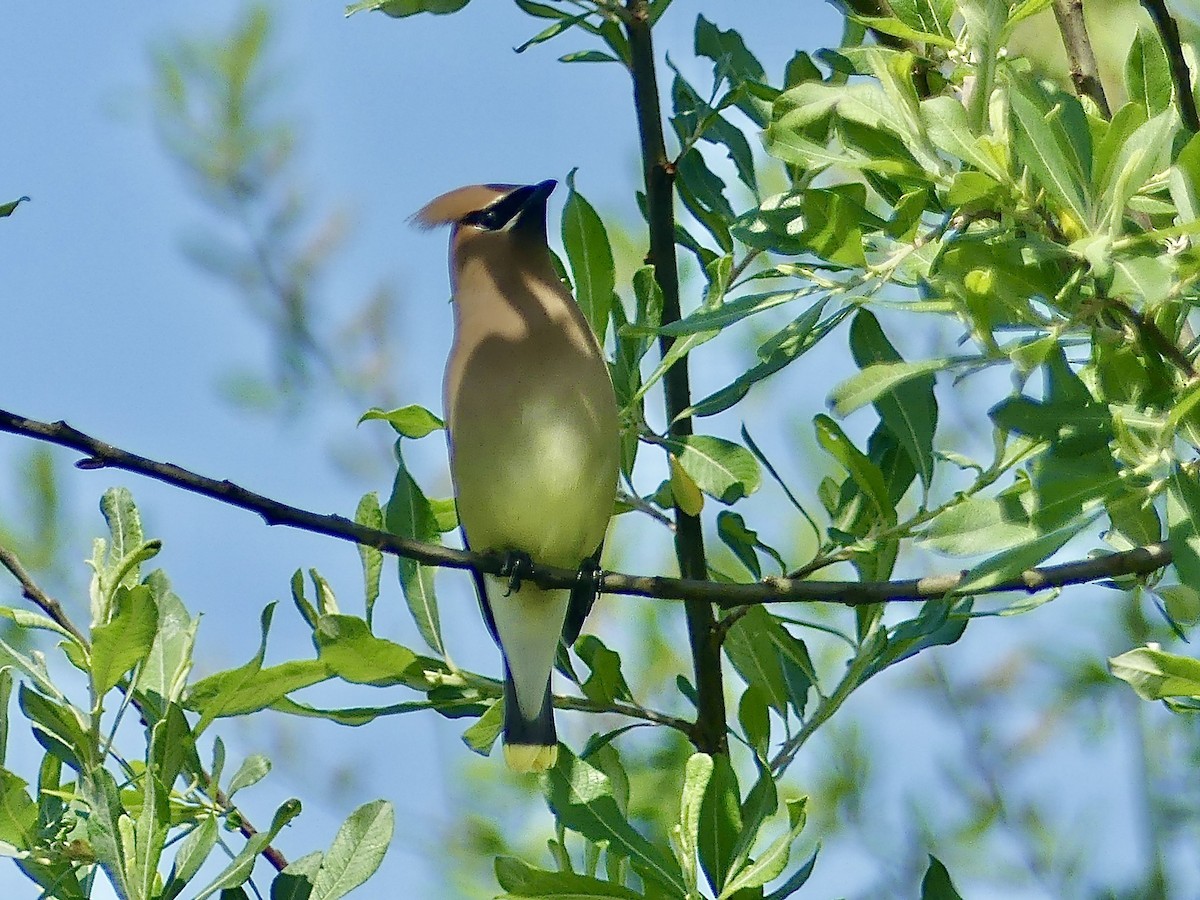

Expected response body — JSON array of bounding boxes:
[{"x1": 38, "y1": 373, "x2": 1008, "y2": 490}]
[{"x1": 502, "y1": 664, "x2": 558, "y2": 773}]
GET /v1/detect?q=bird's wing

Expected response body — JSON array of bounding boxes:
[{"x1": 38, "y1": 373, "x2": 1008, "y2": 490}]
[{"x1": 461, "y1": 529, "x2": 501, "y2": 646}]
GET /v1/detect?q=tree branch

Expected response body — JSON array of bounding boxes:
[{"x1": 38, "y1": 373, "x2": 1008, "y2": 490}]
[
  {"x1": 0, "y1": 542, "x2": 289, "y2": 873},
  {"x1": 1051, "y1": 0, "x2": 1112, "y2": 118},
  {"x1": 624, "y1": 0, "x2": 727, "y2": 757},
  {"x1": 1141, "y1": 0, "x2": 1200, "y2": 133},
  {"x1": 0, "y1": 408, "x2": 1174, "y2": 605}
]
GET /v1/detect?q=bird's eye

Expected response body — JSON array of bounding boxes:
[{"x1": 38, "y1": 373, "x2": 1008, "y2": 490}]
[{"x1": 464, "y1": 207, "x2": 504, "y2": 230}]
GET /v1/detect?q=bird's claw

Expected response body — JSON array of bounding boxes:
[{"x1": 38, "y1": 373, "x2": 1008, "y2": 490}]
[
  {"x1": 575, "y1": 558, "x2": 603, "y2": 600},
  {"x1": 499, "y1": 551, "x2": 535, "y2": 596}
]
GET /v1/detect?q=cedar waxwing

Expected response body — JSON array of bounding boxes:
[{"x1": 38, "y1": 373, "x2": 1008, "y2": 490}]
[{"x1": 415, "y1": 180, "x2": 620, "y2": 773}]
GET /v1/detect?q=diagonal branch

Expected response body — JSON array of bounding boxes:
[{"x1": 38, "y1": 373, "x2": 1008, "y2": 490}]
[
  {"x1": 1051, "y1": 0, "x2": 1112, "y2": 117},
  {"x1": 1141, "y1": 0, "x2": 1200, "y2": 133},
  {"x1": 0, "y1": 408, "x2": 1174, "y2": 605}
]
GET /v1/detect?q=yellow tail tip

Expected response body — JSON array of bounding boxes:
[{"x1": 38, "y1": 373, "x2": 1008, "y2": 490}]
[{"x1": 504, "y1": 742, "x2": 558, "y2": 773}]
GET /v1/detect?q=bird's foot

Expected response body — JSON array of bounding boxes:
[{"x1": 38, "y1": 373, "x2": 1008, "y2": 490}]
[
  {"x1": 575, "y1": 558, "x2": 603, "y2": 601},
  {"x1": 499, "y1": 551, "x2": 535, "y2": 596}
]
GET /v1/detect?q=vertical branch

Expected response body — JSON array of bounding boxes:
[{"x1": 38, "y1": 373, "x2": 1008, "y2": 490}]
[
  {"x1": 623, "y1": 0, "x2": 727, "y2": 756},
  {"x1": 1051, "y1": 0, "x2": 1112, "y2": 117},
  {"x1": 1141, "y1": 0, "x2": 1200, "y2": 133}
]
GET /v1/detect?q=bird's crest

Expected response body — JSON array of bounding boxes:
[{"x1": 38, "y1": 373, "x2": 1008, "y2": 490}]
[{"x1": 412, "y1": 184, "x2": 519, "y2": 229}]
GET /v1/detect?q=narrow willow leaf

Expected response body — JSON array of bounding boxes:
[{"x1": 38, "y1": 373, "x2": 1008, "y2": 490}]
[
  {"x1": 345, "y1": 0, "x2": 470, "y2": 16},
  {"x1": 270, "y1": 852, "x2": 324, "y2": 900},
  {"x1": 919, "y1": 95, "x2": 1006, "y2": 180},
  {"x1": 81, "y1": 769, "x2": 131, "y2": 898},
  {"x1": 848, "y1": 311, "x2": 939, "y2": 492},
  {"x1": 461, "y1": 699, "x2": 503, "y2": 756},
  {"x1": 665, "y1": 436, "x2": 761, "y2": 504},
  {"x1": 1126, "y1": 28, "x2": 1172, "y2": 115},
  {"x1": 678, "y1": 753, "x2": 714, "y2": 895},
  {"x1": 920, "y1": 855, "x2": 965, "y2": 900},
  {"x1": 954, "y1": 514, "x2": 1096, "y2": 595},
  {"x1": 723, "y1": 607, "x2": 789, "y2": 715},
  {"x1": 314, "y1": 614, "x2": 423, "y2": 688},
  {"x1": 0, "y1": 196, "x2": 29, "y2": 218},
  {"x1": 354, "y1": 493, "x2": 384, "y2": 626},
  {"x1": 563, "y1": 169, "x2": 615, "y2": 344},
  {"x1": 358, "y1": 405, "x2": 444, "y2": 439},
  {"x1": 813, "y1": 415, "x2": 892, "y2": 522},
  {"x1": 683, "y1": 301, "x2": 849, "y2": 419},
  {"x1": 763, "y1": 844, "x2": 820, "y2": 900},
  {"x1": 1168, "y1": 465, "x2": 1200, "y2": 591},
  {"x1": 310, "y1": 800, "x2": 394, "y2": 900},
  {"x1": 137, "y1": 571, "x2": 198, "y2": 706},
  {"x1": 1110, "y1": 646, "x2": 1200, "y2": 700},
  {"x1": 669, "y1": 454, "x2": 705, "y2": 516},
  {"x1": 385, "y1": 442, "x2": 444, "y2": 655},
  {"x1": 546, "y1": 747, "x2": 686, "y2": 895},
  {"x1": 162, "y1": 816, "x2": 219, "y2": 900},
  {"x1": 719, "y1": 798, "x2": 808, "y2": 897},
  {"x1": 698, "y1": 754, "x2": 741, "y2": 895},
  {"x1": 828, "y1": 357, "x2": 946, "y2": 417},
  {"x1": 193, "y1": 800, "x2": 301, "y2": 900},
  {"x1": 272, "y1": 696, "x2": 444, "y2": 725},
  {"x1": 494, "y1": 855, "x2": 642, "y2": 897},
  {"x1": 1007, "y1": 78, "x2": 1090, "y2": 223},
  {"x1": 91, "y1": 584, "x2": 158, "y2": 698},
  {"x1": 227, "y1": 755, "x2": 271, "y2": 798}
]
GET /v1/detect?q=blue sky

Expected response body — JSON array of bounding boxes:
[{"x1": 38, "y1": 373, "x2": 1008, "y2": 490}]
[{"x1": 0, "y1": 2, "x2": 1170, "y2": 897}]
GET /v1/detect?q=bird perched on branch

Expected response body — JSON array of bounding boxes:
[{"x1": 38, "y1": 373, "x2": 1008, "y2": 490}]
[{"x1": 415, "y1": 180, "x2": 619, "y2": 773}]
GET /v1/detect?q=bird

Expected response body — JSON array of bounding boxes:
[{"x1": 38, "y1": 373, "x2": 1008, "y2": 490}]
[{"x1": 414, "y1": 180, "x2": 620, "y2": 773}]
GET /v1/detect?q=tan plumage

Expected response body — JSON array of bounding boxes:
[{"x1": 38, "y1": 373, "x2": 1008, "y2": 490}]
[{"x1": 416, "y1": 180, "x2": 619, "y2": 773}]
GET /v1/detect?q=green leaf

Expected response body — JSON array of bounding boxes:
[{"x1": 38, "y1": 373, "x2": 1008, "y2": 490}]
[
  {"x1": 345, "y1": 0, "x2": 469, "y2": 17},
  {"x1": 271, "y1": 852, "x2": 324, "y2": 900},
  {"x1": 0, "y1": 196, "x2": 29, "y2": 218},
  {"x1": 19, "y1": 684, "x2": 90, "y2": 772},
  {"x1": 738, "y1": 683, "x2": 770, "y2": 756},
  {"x1": 354, "y1": 493, "x2": 384, "y2": 626},
  {"x1": 918, "y1": 492, "x2": 1039, "y2": 556},
  {"x1": 546, "y1": 746, "x2": 686, "y2": 896},
  {"x1": 1007, "y1": 76, "x2": 1090, "y2": 224},
  {"x1": 314, "y1": 615, "x2": 422, "y2": 688},
  {"x1": 920, "y1": 855, "x2": 964, "y2": 900},
  {"x1": 81, "y1": 768, "x2": 132, "y2": 899},
  {"x1": 576, "y1": 635, "x2": 633, "y2": 705},
  {"x1": 663, "y1": 436, "x2": 760, "y2": 504},
  {"x1": 698, "y1": 754, "x2": 742, "y2": 895},
  {"x1": 227, "y1": 754, "x2": 271, "y2": 798},
  {"x1": 272, "y1": 696, "x2": 442, "y2": 726},
  {"x1": 137, "y1": 571, "x2": 198, "y2": 706},
  {"x1": 1126, "y1": 28, "x2": 1172, "y2": 115},
  {"x1": 720, "y1": 798, "x2": 808, "y2": 897},
  {"x1": 888, "y1": 0, "x2": 954, "y2": 39},
  {"x1": 828, "y1": 358, "x2": 947, "y2": 418},
  {"x1": 186, "y1": 605, "x2": 330, "y2": 730},
  {"x1": 563, "y1": 169, "x2": 615, "y2": 344},
  {"x1": 559, "y1": 49, "x2": 621, "y2": 64},
  {"x1": 763, "y1": 845, "x2": 819, "y2": 900},
  {"x1": 678, "y1": 753, "x2": 713, "y2": 896},
  {"x1": 1168, "y1": 465, "x2": 1200, "y2": 591},
  {"x1": 847, "y1": 311, "x2": 939, "y2": 492},
  {"x1": 514, "y1": 10, "x2": 592, "y2": 54},
  {"x1": 310, "y1": 800, "x2": 394, "y2": 900},
  {"x1": 919, "y1": 95, "x2": 1006, "y2": 180},
  {"x1": 91, "y1": 583, "x2": 158, "y2": 698},
  {"x1": 723, "y1": 607, "x2": 790, "y2": 716},
  {"x1": 494, "y1": 856, "x2": 642, "y2": 898},
  {"x1": 717, "y1": 511, "x2": 762, "y2": 579},
  {"x1": 194, "y1": 800, "x2": 302, "y2": 900},
  {"x1": 814, "y1": 415, "x2": 893, "y2": 523},
  {"x1": 358, "y1": 405, "x2": 443, "y2": 439},
  {"x1": 1110, "y1": 646, "x2": 1200, "y2": 700},
  {"x1": 461, "y1": 699, "x2": 503, "y2": 756},
  {"x1": 683, "y1": 302, "x2": 851, "y2": 419},
  {"x1": 385, "y1": 442, "x2": 444, "y2": 655},
  {"x1": 955, "y1": 514, "x2": 1096, "y2": 595},
  {"x1": 0, "y1": 769, "x2": 36, "y2": 849},
  {"x1": 163, "y1": 816, "x2": 219, "y2": 900}
]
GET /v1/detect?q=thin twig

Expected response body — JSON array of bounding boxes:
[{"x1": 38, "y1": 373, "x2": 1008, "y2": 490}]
[
  {"x1": 1051, "y1": 0, "x2": 1112, "y2": 117},
  {"x1": 1141, "y1": 0, "x2": 1200, "y2": 132},
  {"x1": 0, "y1": 541, "x2": 289, "y2": 873},
  {"x1": 0, "y1": 408, "x2": 1175, "y2": 605},
  {"x1": 624, "y1": 0, "x2": 727, "y2": 756}
]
